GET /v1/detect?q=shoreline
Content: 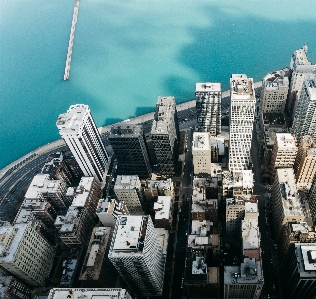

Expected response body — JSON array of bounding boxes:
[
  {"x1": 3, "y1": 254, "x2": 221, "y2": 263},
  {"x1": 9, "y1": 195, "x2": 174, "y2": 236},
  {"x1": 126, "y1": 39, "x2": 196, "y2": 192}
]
[{"x1": 0, "y1": 80, "x2": 262, "y2": 179}]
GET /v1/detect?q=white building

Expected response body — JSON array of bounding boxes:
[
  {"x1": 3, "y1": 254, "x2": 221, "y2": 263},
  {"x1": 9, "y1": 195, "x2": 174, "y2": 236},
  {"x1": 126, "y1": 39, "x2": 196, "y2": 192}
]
[
  {"x1": 288, "y1": 45, "x2": 316, "y2": 117},
  {"x1": 47, "y1": 288, "x2": 132, "y2": 299},
  {"x1": 261, "y1": 69, "x2": 289, "y2": 113},
  {"x1": 196, "y1": 82, "x2": 222, "y2": 135},
  {"x1": 154, "y1": 196, "x2": 172, "y2": 230},
  {"x1": 229, "y1": 74, "x2": 256, "y2": 172},
  {"x1": 56, "y1": 104, "x2": 110, "y2": 183},
  {"x1": 0, "y1": 221, "x2": 55, "y2": 287},
  {"x1": 108, "y1": 215, "x2": 165, "y2": 296},
  {"x1": 114, "y1": 175, "x2": 144, "y2": 215},
  {"x1": 222, "y1": 171, "x2": 254, "y2": 197},
  {"x1": 292, "y1": 74, "x2": 316, "y2": 142}
]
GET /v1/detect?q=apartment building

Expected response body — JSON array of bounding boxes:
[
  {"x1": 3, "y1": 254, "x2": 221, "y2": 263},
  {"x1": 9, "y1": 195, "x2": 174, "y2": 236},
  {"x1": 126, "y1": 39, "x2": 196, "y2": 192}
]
[
  {"x1": 79, "y1": 227, "x2": 117, "y2": 287},
  {"x1": 226, "y1": 198, "x2": 245, "y2": 238},
  {"x1": 192, "y1": 132, "x2": 212, "y2": 175},
  {"x1": 0, "y1": 221, "x2": 55, "y2": 287},
  {"x1": 56, "y1": 104, "x2": 110, "y2": 183},
  {"x1": 261, "y1": 69, "x2": 289, "y2": 113},
  {"x1": 196, "y1": 82, "x2": 222, "y2": 135},
  {"x1": 294, "y1": 135, "x2": 316, "y2": 190},
  {"x1": 229, "y1": 74, "x2": 256, "y2": 172},
  {"x1": 151, "y1": 96, "x2": 179, "y2": 177},
  {"x1": 109, "y1": 124, "x2": 152, "y2": 179},
  {"x1": 292, "y1": 74, "x2": 316, "y2": 142},
  {"x1": 269, "y1": 133, "x2": 297, "y2": 180},
  {"x1": 271, "y1": 168, "x2": 305, "y2": 239},
  {"x1": 108, "y1": 216, "x2": 165, "y2": 296},
  {"x1": 0, "y1": 275, "x2": 32, "y2": 299},
  {"x1": 114, "y1": 175, "x2": 144, "y2": 215}
]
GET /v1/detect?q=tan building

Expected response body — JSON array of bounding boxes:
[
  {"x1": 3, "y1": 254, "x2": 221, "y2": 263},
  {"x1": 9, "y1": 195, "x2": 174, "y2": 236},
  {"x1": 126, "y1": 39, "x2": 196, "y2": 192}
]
[
  {"x1": 294, "y1": 135, "x2": 316, "y2": 191},
  {"x1": 226, "y1": 198, "x2": 245, "y2": 237},
  {"x1": 269, "y1": 133, "x2": 297, "y2": 180},
  {"x1": 0, "y1": 221, "x2": 55, "y2": 287},
  {"x1": 271, "y1": 168, "x2": 305, "y2": 239},
  {"x1": 192, "y1": 132, "x2": 212, "y2": 175},
  {"x1": 79, "y1": 227, "x2": 117, "y2": 287},
  {"x1": 261, "y1": 69, "x2": 289, "y2": 113},
  {"x1": 144, "y1": 178, "x2": 174, "y2": 201}
]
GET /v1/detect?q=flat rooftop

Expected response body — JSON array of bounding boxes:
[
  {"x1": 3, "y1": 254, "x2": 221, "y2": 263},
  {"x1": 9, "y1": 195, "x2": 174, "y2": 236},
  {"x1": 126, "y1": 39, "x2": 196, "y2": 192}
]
[
  {"x1": 55, "y1": 206, "x2": 79, "y2": 233},
  {"x1": 296, "y1": 243, "x2": 316, "y2": 278},
  {"x1": 110, "y1": 123, "x2": 143, "y2": 137},
  {"x1": 56, "y1": 104, "x2": 90, "y2": 134},
  {"x1": 192, "y1": 132, "x2": 210, "y2": 151},
  {"x1": 114, "y1": 175, "x2": 139, "y2": 190},
  {"x1": 72, "y1": 177, "x2": 94, "y2": 207},
  {"x1": 230, "y1": 74, "x2": 255, "y2": 100},
  {"x1": 242, "y1": 218, "x2": 260, "y2": 250},
  {"x1": 276, "y1": 133, "x2": 296, "y2": 148},
  {"x1": 154, "y1": 196, "x2": 171, "y2": 220},
  {"x1": 146, "y1": 179, "x2": 173, "y2": 190},
  {"x1": 195, "y1": 82, "x2": 221, "y2": 93}
]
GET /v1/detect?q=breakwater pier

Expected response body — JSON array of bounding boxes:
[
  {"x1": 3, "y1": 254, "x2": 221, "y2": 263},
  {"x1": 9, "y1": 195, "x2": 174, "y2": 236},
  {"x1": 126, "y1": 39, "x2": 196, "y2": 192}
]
[{"x1": 64, "y1": 0, "x2": 80, "y2": 80}]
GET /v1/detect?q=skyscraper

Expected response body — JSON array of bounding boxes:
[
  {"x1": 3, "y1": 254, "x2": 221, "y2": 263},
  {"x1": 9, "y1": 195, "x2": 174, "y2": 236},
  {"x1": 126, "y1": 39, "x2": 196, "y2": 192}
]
[
  {"x1": 229, "y1": 74, "x2": 256, "y2": 172},
  {"x1": 108, "y1": 215, "x2": 165, "y2": 296},
  {"x1": 196, "y1": 83, "x2": 221, "y2": 135},
  {"x1": 151, "y1": 96, "x2": 179, "y2": 177},
  {"x1": 56, "y1": 104, "x2": 109, "y2": 183},
  {"x1": 109, "y1": 124, "x2": 152, "y2": 179},
  {"x1": 292, "y1": 75, "x2": 316, "y2": 142}
]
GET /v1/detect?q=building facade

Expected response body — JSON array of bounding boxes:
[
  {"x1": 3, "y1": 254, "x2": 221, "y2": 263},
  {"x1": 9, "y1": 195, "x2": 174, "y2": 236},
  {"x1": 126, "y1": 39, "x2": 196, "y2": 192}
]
[
  {"x1": 109, "y1": 124, "x2": 152, "y2": 179},
  {"x1": 56, "y1": 104, "x2": 110, "y2": 183},
  {"x1": 196, "y1": 82, "x2": 221, "y2": 135},
  {"x1": 151, "y1": 96, "x2": 179, "y2": 177},
  {"x1": 108, "y1": 215, "x2": 165, "y2": 296},
  {"x1": 229, "y1": 74, "x2": 256, "y2": 172},
  {"x1": 192, "y1": 132, "x2": 212, "y2": 175}
]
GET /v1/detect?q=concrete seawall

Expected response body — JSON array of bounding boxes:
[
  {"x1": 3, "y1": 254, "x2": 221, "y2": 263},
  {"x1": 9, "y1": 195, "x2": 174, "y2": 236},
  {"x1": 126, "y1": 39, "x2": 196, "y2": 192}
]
[{"x1": 0, "y1": 80, "x2": 262, "y2": 179}]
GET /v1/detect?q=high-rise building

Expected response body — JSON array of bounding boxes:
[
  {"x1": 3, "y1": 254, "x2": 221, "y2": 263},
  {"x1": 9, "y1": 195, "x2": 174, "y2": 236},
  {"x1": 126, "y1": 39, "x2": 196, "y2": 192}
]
[
  {"x1": 288, "y1": 45, "x2": 316, "y2": 117},
  {"x1": 108, "y1": 215, "x2": 165, "y2": 296},
  {"x1": 56, "y1": 104, "x2": 110, "y2": 183},
  {"x1": 292, "y1": 75, "x2": 316, "y2": 142},
  {"x1": 47, "y1": 288, "x2": 132, "y2": 299},
  {"x1": 114, "y1": 175, "x2": 144, "y2": 215},
  {"x1": 229, "y1": 74, "x2": 256, "y2": 172},
  {"x1": 294, "y1": 135, "x2": 316, "y2": 190},
  {"x1": 0, "y1": 221, "x2": 55, "y2": 287},
  {"x1": 269, "y1": 133, "x2": 297, "y2": 180},
  {"x1": 79, "y1": 227, "x2": 117, "y2": 287},
  {"x1": 225, "y1": 198, "x2": 245, "y2": 238},
  {"x1": 151, "y1": 96, "x2": 179, "y2": 177},
  {"x1": 281, "y1": 243, "x2": 316, "y2": 299},
  {"x1": 0, "y1": 275, "x2": 32, "y2": 299},
  {"x1": 196, "y1": 82, "x2": 221, "y2": 135},
  {"x1": 109, "y1": 124, "x2": 152, "y2": 179},
  {"x1": 271, "y1": 168, "x2": 305, "y2": 240},
  {"x1": 261, "y1": 69, "x2": 289, "y2": 113},
  {"x1": 192, "y1": 132, "x2": 212, "y2": 175}
]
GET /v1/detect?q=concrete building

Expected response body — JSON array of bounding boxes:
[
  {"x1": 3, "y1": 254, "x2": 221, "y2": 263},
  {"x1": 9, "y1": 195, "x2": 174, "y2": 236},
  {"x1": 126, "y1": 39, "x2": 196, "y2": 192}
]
[
  {"x1": 151, "y1": 96, "x2": 179, "y2": 177},
  {"x1": 294, "y1": 135, "x2": 316, "y2": 190},
  {"x1": 261, "y1": 69, "x2": 289, "y2": 113},
  {"x1": 144, "y1": 178, "x2": 174, "y2": 201},
  {"x1": 269, "y1": 133, "x2": 297, "y2": 180},
  {"x1": 24, "y1": 174, "x2": 69, "y2": 212},
  {"x1": 222, "y1": 171, "x2": 253, "y2": 197},
  {"x1": 0, "y1": 275, "x2": 32, "y2": 299},
  {"x1": 192, "y1": 132, "x2": 212, "y2": 175},
  {"x1": 229, "y1": 74, "x2": 256, "y2": 172},
  {"x1": 154, "y1": 196, "x2": 172, "y2": 230},
  {"x1": 288, "y1": 45, "x2": 316, "y2": 117},
  {"x1": 47, "y1": 288, "x2": 132, "y2": 299},
  {"x1": 281, "y1": 243, "x2": 316, "y2": 299},
  {"x1": 96, "y1": 198, "x2": 129, "y2": 227},
  {"x1": 192, "y1": 178, "x2": 219, "y2": 228},
  {"x1": 109, "y1": 124, "x2": 152, "y2": 179},
  {"x1": 79, "y1": 227, "x2": 117, "y2": 287},
  {"x1": 56, "y1": 104, "x2": 110, "y2": 183},
  {"x1": 226, "y1": 197, "x2": 245, "y2": 238},
  {"x1": 292, "y1": 74, "x2": 316, "y2": 142},
  {"x1": 196, "y1": 82, "x2": 222, "y2": 135},
  {"x1": 271, "y1": 168, "x2": 305, "y2": 240},
  {"x1": 114, "y1": 175, "x2": 144, "y2": 215},
  {"x1": 0, "y1": 221, "x2": 55, "y2": 287},
  {"x1": 307, "y1": 174, "x2": 316, "y2": 223},
  {"x1": 108, "y1": 215, "x2": 165, "y2": 296}
]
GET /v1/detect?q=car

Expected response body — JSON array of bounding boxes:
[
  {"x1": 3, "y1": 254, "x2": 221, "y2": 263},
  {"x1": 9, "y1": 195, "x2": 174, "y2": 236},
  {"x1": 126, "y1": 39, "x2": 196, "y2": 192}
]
[
  {"x1": 273, "y1": 284, "x2": 276, "y2": 290},
  {"x1": 270, "y1": 258, "x2": 273, "y2": 264}
]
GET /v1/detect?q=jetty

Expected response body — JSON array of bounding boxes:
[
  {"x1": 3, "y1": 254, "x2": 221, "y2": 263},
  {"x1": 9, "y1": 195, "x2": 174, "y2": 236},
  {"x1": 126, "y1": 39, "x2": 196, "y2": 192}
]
[{"x1": 64, "y1": 0, "x2": 80, "y2": 80}]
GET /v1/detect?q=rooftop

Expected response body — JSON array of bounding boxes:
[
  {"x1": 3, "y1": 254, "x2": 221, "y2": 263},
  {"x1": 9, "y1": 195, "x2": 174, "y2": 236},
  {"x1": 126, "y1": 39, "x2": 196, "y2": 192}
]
[
  {"x1": 263, "y1": 70, "x2": 289, "y2": 90},
  {"x1": 114, "y1": 175, "x2": 140, "y2": 190},
  {"x1": 230, "y1": 74, "x2": 255, "y2": 100},
  {"x1": 56, "y1": 104, "x2": 90, "y2": 134},
  {"x1": 192, "y1": 132, "x2": 210, "y2": 151},
  {"x1": 72, "y1": 177, "x2": 94, "y2": 207},
  {"x1": 55, "y1": 206, "x2": 79, "y2": 233},
  {"x1": 276, "y1": 133, "x2": 296, "y2": 148},
  {"x1": 154, "y1": 196, "x2": 172, "y2": 220},
  {"x1": 195, "y1": 82, "x2": 221, "y2": 93},
  {"x1": 295, "y1": 243, "x2": 316, "y2": 278},
  {"x1": 110, "y1": 123, "x2": 143, "y2": 137}
]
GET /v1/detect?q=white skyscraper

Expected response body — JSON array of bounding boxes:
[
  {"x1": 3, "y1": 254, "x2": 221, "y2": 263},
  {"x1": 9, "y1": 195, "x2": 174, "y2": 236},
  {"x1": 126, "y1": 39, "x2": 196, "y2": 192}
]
[
  {"x1": 229, "y1": 74, "x2": 256, "y2": 172},
  {"x1": 196, "y1": 82, "x2": 222, "y2": 135},
  {"x1": 108, "y1": 215, "x2": 165, "y2": 296},
  {"x1": 292, "y1": 75, "x2": 316, "y2": 142},
  {"x1": 56, "y1": 104, "x2": 109, "y2": 183}
]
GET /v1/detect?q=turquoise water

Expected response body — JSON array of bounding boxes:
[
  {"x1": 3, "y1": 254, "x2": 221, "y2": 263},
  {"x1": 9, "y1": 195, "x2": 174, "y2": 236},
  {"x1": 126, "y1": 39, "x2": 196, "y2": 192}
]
[{"x1": 1, "y1": 0, "x2": 316, "y2": 169}]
